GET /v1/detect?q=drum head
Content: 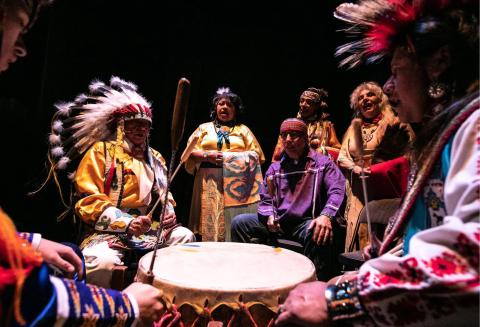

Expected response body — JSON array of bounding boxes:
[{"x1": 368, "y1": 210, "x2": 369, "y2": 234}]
[{"x1": 136, "y1": 242, "x2": 316, "y2": 311}]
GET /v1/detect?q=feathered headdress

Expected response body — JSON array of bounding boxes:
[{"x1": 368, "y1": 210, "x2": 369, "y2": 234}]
[
  {"x1": 333, "y1": 0, "x2": 477, "y2": 69},
  {"x1": 334, "y1": 0, "x2": 420, "y2": 69},
  {"x1": 34, "y1": 76, "x2": 152, "y2": 209}
]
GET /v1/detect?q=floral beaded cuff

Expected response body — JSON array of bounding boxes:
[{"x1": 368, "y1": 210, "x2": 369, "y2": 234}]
[
  {"x1": 325, "y1": 278, "x2": 366, "y2": 321},
  {"x1": 94, "y1": 207, "x2": 134, "y2": 233}
]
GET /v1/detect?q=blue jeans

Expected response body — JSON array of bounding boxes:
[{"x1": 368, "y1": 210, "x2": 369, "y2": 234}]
[{"x1": 231, "y1": 213, "x2": 341, "y2": 281}]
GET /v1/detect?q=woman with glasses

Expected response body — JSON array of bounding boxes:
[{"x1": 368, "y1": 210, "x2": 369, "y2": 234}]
[{"x1": 184, "y1": 87, "x2": 265, "y2": 241}]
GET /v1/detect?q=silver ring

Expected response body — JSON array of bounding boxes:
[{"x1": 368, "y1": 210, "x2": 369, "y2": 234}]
[{"x1": 278, "y1": 304, "x2": 286, "y2": 314}]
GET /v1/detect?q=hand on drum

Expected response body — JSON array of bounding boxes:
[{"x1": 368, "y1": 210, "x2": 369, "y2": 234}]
[
  {"x1": 162, "y1": 212, "x2": 177, "y2": 229},
  {"x1": 308, "y1": 215, "x2": 332, "y2": 245},
  {"x1": 123, "y1": 282, "x2": 165, "y2": 324},
  {"x1": 267, "y1": 215, "x2": 281, "y2": 233},
  {"x1": 128, "y1": 216, "x2": 152, "y2": 237},
  {"x1": 275, "y1": 281, "x2": 331, "y2": 327}
]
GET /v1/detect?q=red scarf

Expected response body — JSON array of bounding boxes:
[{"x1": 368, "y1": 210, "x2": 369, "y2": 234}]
[{"x1": 362, "y1": 113, "x2": 383, "y2": 125}]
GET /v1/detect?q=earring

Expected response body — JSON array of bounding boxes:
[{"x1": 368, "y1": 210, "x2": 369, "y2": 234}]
[{"x1": 427, "y1": 81, "x2": 449, "y2": 100}]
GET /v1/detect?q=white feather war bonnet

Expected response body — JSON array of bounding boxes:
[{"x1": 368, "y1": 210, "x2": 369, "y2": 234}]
[{"x1": 35, "y1": 76, "x2": 152, "y2": 208}]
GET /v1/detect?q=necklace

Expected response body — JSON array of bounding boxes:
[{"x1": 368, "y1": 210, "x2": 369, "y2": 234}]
[
  {"x1": 213, "y1": 121, "x2": 234, "y2": 150},
  {"x1": 361, "y1": 124, "x2": 378, "y2": 143}
]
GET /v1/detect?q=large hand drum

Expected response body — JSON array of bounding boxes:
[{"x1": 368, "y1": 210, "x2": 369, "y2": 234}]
[{"x1": 136, "y1": 242, "x2": 316, "y2": 326}]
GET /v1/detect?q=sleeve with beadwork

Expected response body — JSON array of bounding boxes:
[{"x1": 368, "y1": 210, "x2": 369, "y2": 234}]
[
  {"x1": 240, "y1": 125, "x2": 265, "y2": 164},
  {"x1": 74, "y1": 142, "x2": 134, "y2": 233},
  {"x1": 353, "y1": 218, "x2": 479, "y2": 326},
  {"x1": 50, "y1": 276, "x2": 139, "y2": 326}
]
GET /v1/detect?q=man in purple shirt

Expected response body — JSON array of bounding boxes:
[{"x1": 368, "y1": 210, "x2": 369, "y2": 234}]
[{"x1": 231, "y1": 118, "x2": 346, "y2": 280}]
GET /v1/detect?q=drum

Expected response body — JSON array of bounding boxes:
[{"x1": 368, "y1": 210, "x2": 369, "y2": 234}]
[{"x1": 136, "y1": 242, "x2": 316, "y2": 326}]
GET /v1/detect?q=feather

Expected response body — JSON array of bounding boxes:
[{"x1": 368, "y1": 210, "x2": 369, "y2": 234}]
[
  {"x1": 334, "y1": 0, "x2": 418, "y2": 68},
  {"x1": 54, "y1": 102, "x2": 73, "y2": 116},
  {"x1": 52, "y1": 120, "x2": 64, "y2": 133},
  {"x1": 56, "y1": 157, "x2": 71, "y2": 170},
  {"x1": 48, "y1": 133, "x2": 62, "y2": 145},
  {"x1": 88, "y1": 80, "x2": 106, "y2": 93},
  {"x1": 48, "y1": 76, "x2": 153, "y2": 177},
  {"x1": 216, "y1": 87, "x2": 230, "y2": 95},
  {"x1": 110, "y1": 76, "x2": 138, "y2": 91},
  {"x1": 74, "y1": 93, "x2": 89, "y2": 104},
  {"x1": 51, "y1": 146, "x2": 64, "y2": 157}
]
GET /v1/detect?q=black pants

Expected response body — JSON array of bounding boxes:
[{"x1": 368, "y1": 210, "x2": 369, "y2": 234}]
[{"x1": 231, "y1": 214, "x2": 344, "y2": 281}]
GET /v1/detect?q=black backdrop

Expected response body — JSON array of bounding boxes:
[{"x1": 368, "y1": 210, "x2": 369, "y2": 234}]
[{"x1": 0, "y1": 0, "x2": 389, "y2": 242}]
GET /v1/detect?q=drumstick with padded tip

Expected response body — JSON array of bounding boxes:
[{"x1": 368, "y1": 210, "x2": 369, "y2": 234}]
[
  {"x1": 352, "y1": 118, "x2": 380, "y2": 257},
  {"x1": 145, "y1": 78, "x2": 191, "y2": 285}
]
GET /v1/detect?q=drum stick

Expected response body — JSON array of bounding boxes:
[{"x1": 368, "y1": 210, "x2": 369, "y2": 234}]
[
  {"x1": 352, "y1": 118, "x2": 380, "y2": 256},
  {"x1": 146, "y1": 78, "x2": 191, "y2": 284}
]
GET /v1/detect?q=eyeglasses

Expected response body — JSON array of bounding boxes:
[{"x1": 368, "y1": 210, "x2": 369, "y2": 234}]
[
  {"x1": 124, "y1": 121, "x2": 151, "y2": 132},
  {"x1": 280, "y1": 131, "x2": 302, "y2": 140}
]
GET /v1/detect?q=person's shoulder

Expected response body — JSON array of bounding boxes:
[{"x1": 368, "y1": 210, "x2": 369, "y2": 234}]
[
  {"x1": 310, "y1": 149, "x2": 332, "y2": 163},
  {"x1": 266, "y1": 160, "x2": 281, "y2": 173},
  {"x1": 89, "y1": 141, "x2": 110, "y2": 153},
  {"x1": 198, "y1": 122, "x2": 213, "y2": 129},
  {"x1": 236, "y1": 123, "x2": 254, "y2": 133}
]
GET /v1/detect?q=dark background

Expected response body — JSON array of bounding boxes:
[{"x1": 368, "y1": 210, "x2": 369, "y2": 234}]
[{"x1": 0, "y1": 0, "x2": 389, "y2": 242}]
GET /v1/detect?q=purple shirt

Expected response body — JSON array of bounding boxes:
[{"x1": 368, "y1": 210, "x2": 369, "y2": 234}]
[{"x1": 258, "y1": 149, "x2": 345, "y2": 222}]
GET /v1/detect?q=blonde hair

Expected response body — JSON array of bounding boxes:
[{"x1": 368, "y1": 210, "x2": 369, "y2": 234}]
[{"x1": 349, "y1": 81, "x2": 390, "y2": 114}]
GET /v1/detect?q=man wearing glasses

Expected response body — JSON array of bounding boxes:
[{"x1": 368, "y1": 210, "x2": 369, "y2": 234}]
[{"x1": 231, "y1": 118, "x2": 345, "y2": 280}]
